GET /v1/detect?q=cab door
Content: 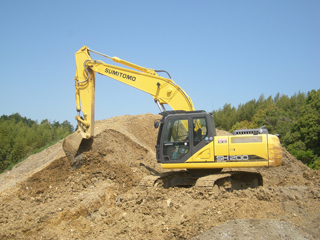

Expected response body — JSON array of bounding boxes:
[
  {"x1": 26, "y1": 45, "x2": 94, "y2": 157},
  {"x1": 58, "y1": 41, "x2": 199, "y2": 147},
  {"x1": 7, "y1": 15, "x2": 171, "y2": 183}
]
[{"x1": 160, "y1": 116, "x2": 192, "y2": 163}]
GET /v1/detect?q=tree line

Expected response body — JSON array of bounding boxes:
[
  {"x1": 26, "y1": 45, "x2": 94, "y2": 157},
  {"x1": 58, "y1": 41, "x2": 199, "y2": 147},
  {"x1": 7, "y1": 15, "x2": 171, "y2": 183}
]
[
  {"x1": 1, "y1": 90, "x2": 319, "y2": 173},
  {"x1": 0, "y1": 113, "x2": 74, "y2": 173},
  {"x1": 212, "y1": 89, "x2": 320, "y2": 170}
]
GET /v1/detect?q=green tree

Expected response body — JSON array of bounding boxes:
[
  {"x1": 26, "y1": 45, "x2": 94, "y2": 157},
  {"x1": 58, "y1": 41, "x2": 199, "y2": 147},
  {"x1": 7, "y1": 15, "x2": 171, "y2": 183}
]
[
  {"x1": 0, "y1": 114, "x2": 74, "y2": 173},
  {"x1": 237, "y1": 99, "x2": 257, "y2": 122},
  {"x1": 282, "y1": 89, "x2": 320, "y2": 169},
  {"x1": 213, "y1": 103, "x2": 237, "y2": 130}
]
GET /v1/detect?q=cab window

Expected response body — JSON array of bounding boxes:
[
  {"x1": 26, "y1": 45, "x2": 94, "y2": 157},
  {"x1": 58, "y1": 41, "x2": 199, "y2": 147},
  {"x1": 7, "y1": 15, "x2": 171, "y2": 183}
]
[
  {"x1": 193, "y1": 117, "x2": 207, "y2": 146},
  {"x1": 165, "y1": 118, "x2": 189, "y2": 142}
]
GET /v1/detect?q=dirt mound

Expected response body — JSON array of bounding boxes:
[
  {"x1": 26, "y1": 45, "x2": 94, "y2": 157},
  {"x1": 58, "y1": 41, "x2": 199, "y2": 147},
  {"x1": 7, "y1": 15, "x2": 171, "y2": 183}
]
[
  {"x1": 0, "y1": 114, "x2": 319, "y2": 239},
  {"x1": 192, "y1": 219, "x2": 316, "y2": 240}
]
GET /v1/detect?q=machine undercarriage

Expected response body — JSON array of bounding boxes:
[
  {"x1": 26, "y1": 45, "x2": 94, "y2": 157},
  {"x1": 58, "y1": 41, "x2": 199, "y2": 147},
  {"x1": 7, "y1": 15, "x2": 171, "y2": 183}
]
[{"x1": 139, "y1": 170, "x2": 263, "y2": 192}]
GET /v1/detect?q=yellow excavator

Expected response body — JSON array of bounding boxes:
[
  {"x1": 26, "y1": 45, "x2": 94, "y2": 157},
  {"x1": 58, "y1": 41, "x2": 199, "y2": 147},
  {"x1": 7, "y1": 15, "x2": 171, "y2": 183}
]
[{"x1": 64, "y1": 46, "x2": 282, "y2": 190}]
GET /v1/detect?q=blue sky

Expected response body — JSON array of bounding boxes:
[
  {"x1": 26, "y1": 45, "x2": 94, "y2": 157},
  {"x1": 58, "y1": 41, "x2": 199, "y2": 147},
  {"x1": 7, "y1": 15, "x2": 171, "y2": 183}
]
[{"x1": 0, "y1": 1, "x2": 319, "y2": 127}]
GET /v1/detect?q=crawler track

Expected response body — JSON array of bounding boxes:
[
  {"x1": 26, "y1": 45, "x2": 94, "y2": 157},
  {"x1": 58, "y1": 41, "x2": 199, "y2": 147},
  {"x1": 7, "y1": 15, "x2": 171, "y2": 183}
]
[{"x1": 139, "y1": 170, "x2": 263, "y2": 191}]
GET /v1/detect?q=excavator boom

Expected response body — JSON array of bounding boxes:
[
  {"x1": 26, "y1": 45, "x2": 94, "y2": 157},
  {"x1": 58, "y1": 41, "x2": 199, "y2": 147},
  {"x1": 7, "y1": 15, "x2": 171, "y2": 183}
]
[
  {"x1": 74, "y1": 46, "x2": 194, "y2": 139},
  {"x1": 65, "y1": 46, "x2": 194, "y2": 158}
]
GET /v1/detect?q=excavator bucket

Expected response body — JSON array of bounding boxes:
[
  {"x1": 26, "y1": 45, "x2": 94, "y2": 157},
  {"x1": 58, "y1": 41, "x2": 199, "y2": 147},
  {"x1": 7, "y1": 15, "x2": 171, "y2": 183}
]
[{"x1": 63, "y1": 132, "x2": 83, "y2": 159}]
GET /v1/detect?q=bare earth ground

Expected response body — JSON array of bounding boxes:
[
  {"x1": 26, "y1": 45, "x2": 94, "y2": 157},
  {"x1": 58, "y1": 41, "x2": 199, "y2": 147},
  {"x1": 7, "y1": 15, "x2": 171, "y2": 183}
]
[{"x1": 0, "y1": 113, "x2": 319, "y2": 239}]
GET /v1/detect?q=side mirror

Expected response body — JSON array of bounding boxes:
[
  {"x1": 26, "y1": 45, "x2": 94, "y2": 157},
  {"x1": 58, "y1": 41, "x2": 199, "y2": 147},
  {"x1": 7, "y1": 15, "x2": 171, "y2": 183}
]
[{"x1": 154, "y1": 120, "x2": 160, "y2": 129}]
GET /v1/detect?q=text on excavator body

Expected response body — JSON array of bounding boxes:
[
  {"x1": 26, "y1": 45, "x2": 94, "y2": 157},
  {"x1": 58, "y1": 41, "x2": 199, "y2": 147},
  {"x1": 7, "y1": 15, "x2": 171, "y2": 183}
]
[{"x1": 105, "y1": 68, "x2": 136, "y2": 81}]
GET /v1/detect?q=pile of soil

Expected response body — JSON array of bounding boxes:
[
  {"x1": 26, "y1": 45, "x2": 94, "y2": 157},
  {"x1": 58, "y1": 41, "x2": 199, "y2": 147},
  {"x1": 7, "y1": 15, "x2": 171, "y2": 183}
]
[{"x1": 0, "y1": 113, "x2": 319, "y2": 239}]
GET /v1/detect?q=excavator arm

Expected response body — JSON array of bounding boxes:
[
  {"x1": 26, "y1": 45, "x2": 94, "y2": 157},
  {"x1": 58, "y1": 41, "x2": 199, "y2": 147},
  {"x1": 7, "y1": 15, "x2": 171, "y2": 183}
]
[{"x1": 74, "y1": 46, "x2": 194, "y2": 139}]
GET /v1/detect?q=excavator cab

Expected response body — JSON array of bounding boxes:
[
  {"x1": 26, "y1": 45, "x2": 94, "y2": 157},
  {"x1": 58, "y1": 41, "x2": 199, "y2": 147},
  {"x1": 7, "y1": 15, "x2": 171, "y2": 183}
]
[{"x1": 155, "y1": 111, "x2": 216, "y2": 165}]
